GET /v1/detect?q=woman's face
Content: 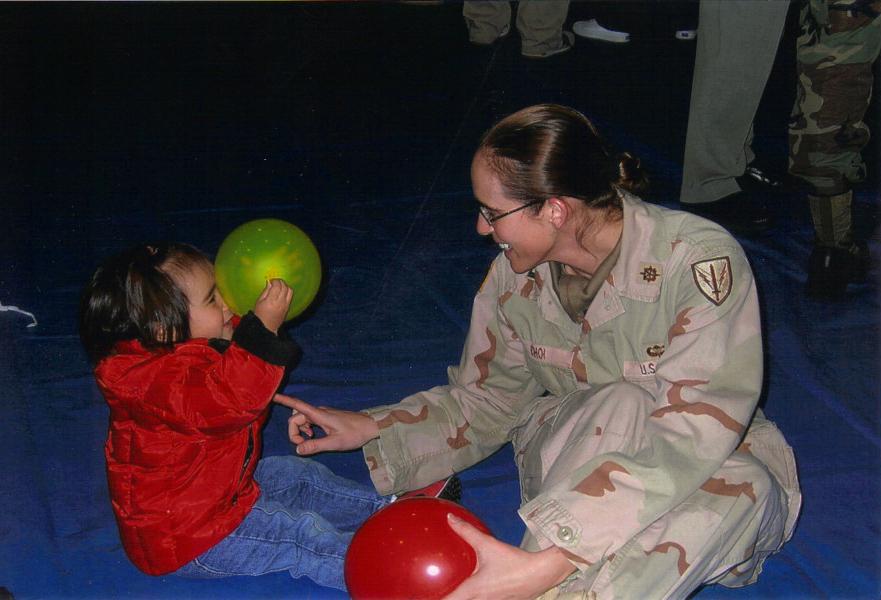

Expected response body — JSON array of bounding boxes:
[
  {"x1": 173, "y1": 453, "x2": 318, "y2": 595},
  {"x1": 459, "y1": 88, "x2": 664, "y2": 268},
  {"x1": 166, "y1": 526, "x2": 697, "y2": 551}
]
[{"x1": 471, "y1": 153, "x2": 554, "y2": 274}]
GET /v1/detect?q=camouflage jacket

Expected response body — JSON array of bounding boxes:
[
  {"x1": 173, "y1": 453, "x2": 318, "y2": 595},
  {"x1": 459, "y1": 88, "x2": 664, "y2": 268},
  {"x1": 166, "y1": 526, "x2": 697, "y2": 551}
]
[{"x1": 363, "y1": 193, "x2": 767, "y2": 564}]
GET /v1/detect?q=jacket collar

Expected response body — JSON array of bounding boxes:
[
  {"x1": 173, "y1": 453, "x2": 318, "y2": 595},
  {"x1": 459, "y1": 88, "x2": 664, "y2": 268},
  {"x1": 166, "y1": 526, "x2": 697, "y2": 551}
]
[
  {"x1": 608, "y1": 192, "x2": 666, "y2": 303},
  {"x1": 582, "y1": 193, "x2": 666, "y2": 329},
  {"x1": 519, "y1": 193, "x2": 669, "y2": 333}
]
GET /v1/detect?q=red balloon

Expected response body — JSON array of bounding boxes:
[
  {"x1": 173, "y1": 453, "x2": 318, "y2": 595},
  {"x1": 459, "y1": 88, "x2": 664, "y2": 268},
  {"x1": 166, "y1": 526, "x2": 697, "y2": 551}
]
[{"x1": 345, "y1": 498, "x2": 491, "y2": 600}]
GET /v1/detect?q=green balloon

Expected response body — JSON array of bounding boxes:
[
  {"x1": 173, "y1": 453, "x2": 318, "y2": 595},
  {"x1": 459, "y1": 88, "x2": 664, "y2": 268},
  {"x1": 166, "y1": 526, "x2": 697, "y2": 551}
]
[{"x1": 215, "y1": 218, "x2": 322, "y2": 321}]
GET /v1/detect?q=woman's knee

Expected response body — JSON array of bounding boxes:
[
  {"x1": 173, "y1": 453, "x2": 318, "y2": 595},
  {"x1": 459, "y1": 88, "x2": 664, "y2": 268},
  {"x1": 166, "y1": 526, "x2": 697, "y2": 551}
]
[
  {"x1": 558, "y1": 382, "x2": 654, "y2": 436},
  {"x1": 742, "y1": 460, "x2": 789, "y2": 544},
  {"x1": 722, "y1": 453, "x2": 779, "y2": 511},
  {"x1": 530, "y1": 385, "x2": 654, "y2": 492}
]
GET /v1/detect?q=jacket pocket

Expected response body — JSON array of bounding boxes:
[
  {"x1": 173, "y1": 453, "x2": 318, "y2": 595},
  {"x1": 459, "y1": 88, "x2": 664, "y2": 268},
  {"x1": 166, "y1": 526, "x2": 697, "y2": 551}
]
[{"x1": 521, "y1": 340, "x2": 581, "y2": 398}]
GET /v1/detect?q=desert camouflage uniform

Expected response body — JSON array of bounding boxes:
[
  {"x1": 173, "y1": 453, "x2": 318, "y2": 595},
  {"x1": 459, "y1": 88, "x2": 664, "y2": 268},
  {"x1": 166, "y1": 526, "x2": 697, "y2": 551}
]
[
  {"x1": 789, "y1": 0, "x2": 881, "y2": 246},
  {"x1": 363, "y1": 194, "x2": 801, "y2": 599}
]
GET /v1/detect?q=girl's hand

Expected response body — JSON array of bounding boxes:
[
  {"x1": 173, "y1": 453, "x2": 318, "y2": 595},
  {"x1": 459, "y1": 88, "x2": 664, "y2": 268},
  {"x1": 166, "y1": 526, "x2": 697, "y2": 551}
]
[
  {"x1": 443, "y1": 515, "x2": 577, "y2": 600},
  {"x1": 272, "y1": 394, "x2": 380, "y2": 454},
  {"x1": 254, "y1": 279, "x2": 293, "y2": 333}
]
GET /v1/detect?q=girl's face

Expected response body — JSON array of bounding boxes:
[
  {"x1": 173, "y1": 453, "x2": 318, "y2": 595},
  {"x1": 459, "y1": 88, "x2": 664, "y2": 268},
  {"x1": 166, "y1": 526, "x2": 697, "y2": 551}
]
[
  {"x1": 471, "y1": 153, "x2": 555, "y2": 274},
  {"x1": 178, "y1": 265, "x2": 234, "y2": 341}
]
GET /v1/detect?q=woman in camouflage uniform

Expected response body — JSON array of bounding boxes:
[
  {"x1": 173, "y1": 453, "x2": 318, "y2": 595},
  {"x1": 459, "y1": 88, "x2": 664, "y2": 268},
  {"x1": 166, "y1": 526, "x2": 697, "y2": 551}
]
[{"x1": 279, "y1": 104, "x2": 802, "y2": 599}]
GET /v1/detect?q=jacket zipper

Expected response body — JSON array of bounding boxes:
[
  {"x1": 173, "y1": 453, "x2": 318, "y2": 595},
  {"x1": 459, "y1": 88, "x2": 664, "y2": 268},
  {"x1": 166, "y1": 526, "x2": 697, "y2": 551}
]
[{"x1": 231, "y1": 424, "x2": 255, "y2": 506}]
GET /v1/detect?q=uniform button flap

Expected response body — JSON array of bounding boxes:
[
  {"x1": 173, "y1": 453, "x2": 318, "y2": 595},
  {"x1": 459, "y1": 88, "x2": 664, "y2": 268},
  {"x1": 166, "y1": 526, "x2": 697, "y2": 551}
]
[{"x1": 557, "y1": 525, "x2": 574, "y2": 542}]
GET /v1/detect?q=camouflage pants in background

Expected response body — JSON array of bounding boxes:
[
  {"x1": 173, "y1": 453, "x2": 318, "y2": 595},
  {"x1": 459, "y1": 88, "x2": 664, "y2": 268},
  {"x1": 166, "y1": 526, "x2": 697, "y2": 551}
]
[{"x1": 788, "y1": 0, "x2": 881, "y2": 196}]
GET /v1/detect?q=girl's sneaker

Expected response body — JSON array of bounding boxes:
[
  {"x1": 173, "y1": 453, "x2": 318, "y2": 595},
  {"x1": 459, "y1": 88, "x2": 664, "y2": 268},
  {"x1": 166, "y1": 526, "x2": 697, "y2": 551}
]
[{"x1": 395, "y1": 475, "x2": 462, "y2": 503}]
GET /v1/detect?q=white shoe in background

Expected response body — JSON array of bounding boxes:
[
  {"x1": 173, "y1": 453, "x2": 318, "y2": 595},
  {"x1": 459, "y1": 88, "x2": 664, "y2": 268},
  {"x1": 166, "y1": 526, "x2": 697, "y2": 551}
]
[{"x1": 573, "y1": 19, "x2": 630, "y2": 43}]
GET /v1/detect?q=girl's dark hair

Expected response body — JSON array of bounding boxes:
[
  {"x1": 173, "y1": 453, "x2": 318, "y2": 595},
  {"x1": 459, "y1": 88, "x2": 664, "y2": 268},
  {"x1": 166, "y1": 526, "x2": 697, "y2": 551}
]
[
  {"x1": 478, "y1": 104, "x2": 649, "y2": 216},
  {"x1": 78, "y1": 242, "x2": 213, "y2": 364}
]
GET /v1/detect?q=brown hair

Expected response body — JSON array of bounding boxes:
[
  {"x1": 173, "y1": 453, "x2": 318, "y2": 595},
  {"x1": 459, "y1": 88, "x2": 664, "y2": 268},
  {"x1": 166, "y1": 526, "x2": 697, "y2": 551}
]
[
  {"x1": 477, "y1": 104, "x2": 648, "y2": 218},
  {"x1": 78, "y1": 242, "x2": 213, "y2": 364}
]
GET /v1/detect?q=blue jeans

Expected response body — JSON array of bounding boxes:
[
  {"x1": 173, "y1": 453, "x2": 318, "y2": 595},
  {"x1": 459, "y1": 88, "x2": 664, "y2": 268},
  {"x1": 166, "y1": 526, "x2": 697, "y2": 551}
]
[{"x1": 174, "y1": 455, "x2": 388, "y2": 590}]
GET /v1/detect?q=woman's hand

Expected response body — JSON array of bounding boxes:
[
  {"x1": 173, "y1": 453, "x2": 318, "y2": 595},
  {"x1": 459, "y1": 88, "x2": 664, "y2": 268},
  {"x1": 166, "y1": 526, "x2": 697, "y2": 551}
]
[
  {"x1": 254, "y1": 279, "x2": 293, "y2": 334},
  {"x1": 443, "y1": 514, "x2": 577, "y2": 600},
  {"x1": 272, "y1": 393, "x2": 380, "y2": 454}
]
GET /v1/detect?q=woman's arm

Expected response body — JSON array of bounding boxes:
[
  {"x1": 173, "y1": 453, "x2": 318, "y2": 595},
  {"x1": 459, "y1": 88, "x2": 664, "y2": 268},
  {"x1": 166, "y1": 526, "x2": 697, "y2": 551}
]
[
  {"x1": 360, "y1": 256, "x2": 547, "y2": 495},
  {"x1": 279, "y1": 256, "x2": 546, "y2": 494},
  {"x1": 274, "y1": 393, "x2": 577, "y2": 599}
]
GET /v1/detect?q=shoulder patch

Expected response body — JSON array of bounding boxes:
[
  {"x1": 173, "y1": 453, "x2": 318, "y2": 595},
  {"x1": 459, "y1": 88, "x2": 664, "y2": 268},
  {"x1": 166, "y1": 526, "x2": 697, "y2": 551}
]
[{"x1": 691, "y1": 257, "x2": 732, "y2": 306}]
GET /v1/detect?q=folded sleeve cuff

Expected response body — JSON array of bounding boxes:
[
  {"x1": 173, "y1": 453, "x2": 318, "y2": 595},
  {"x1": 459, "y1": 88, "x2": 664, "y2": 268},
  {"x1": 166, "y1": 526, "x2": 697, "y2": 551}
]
[
  {"x1": 361, "y1": 406, "x2": 412, "y2": 496},
  {"x1": 519, "y1": 496, "x2": 598, "y2": 572}
]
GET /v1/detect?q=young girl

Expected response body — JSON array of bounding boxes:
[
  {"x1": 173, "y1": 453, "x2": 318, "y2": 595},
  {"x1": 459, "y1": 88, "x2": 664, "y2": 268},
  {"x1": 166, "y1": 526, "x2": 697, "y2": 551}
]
[{"x1": 78, "y1": 242, "x2": 389, "y2": 589}]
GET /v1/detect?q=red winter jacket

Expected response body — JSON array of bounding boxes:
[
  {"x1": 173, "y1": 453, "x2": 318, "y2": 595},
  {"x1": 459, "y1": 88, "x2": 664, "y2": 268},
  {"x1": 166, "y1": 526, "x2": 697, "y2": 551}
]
[{"x1": 94, "y1": 313, "x2": 299, "y2": 575}]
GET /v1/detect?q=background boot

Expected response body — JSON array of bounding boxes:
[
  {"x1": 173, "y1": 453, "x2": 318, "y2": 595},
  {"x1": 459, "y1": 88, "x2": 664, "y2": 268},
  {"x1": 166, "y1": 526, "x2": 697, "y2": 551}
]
[{"x1": 806, "y1": 241, "x2": 870, "y2": 300}]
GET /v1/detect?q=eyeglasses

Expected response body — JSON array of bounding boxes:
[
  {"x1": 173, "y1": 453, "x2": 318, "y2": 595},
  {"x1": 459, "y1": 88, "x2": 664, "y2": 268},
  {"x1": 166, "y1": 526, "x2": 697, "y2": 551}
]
[{"x1": 478, "y1": 200, "x2": 543, "y2": 225}]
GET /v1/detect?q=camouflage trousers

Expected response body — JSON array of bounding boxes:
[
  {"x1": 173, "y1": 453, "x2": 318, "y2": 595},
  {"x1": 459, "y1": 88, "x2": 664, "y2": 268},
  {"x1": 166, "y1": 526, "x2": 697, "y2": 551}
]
[
  {"x1": 514, "y1": 384, "x2": 801, "y2": 600},
  {"x1": 788, "y1": 0, "x2": 881, "y2": 196}
]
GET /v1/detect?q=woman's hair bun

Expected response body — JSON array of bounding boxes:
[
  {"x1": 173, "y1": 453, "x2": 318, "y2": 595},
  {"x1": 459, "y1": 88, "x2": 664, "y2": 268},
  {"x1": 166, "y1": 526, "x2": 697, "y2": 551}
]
[{"x1": 615, "y1": 151, "x2": 649, "y2": 195}]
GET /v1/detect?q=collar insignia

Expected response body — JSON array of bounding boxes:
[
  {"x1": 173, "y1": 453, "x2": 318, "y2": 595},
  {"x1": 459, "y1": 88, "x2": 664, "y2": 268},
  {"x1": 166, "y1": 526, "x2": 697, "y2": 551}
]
[
  {"x1": 638, "y1": 263, "x2": 662, "y2": 283},
  {"x1": 691, "y1": 257, "x2": 732, "y2": 306}
]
